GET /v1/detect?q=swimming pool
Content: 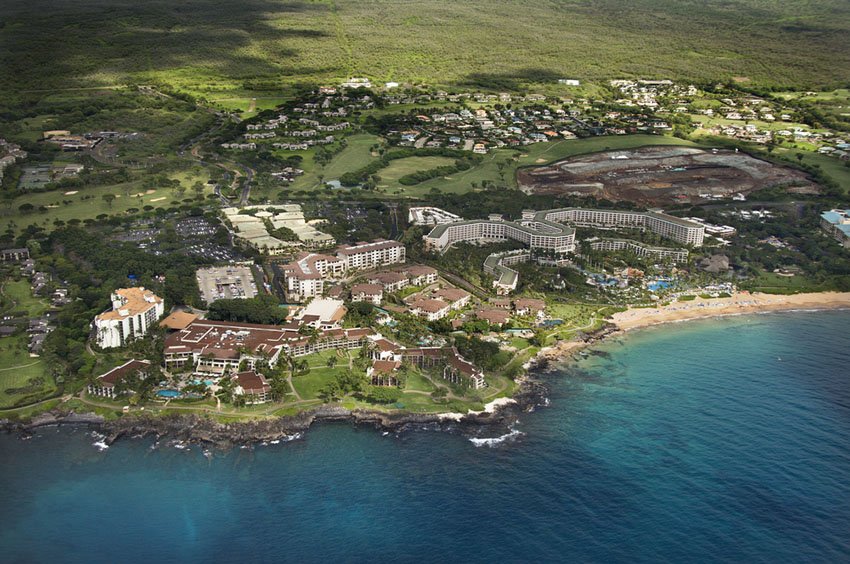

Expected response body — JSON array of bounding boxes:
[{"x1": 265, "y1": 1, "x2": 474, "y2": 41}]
[
  {"x1": 648, "y1": 280, "x2": 671, "y2": 292},
  {"x1": 156, "y1": 389, "x2": 180, "y2": 398},
  {"x1": 191, "y1": 379, "x2": 215, "y2": 387}
]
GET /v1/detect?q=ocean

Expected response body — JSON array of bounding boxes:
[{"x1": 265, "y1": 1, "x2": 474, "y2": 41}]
[{"x1": 1, "y1": 311, "x2": 849, "y2": 563}]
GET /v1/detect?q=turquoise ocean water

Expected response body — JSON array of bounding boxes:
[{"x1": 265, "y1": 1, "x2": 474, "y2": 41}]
[{"x1": 1, "y1": 311, "x2": 849, "y2": 563}]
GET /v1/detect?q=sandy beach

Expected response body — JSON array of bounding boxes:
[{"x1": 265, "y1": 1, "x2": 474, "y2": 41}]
[
  {"x1": 531, "y1": 291, "x2": 850, "y2": 366},
  {"x1": 610, "y1": 291, "x2": 850, "y2": 331}
]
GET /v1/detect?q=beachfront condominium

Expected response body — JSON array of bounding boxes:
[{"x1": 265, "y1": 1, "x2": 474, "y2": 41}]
[{"x1": 93, "y1": 287, "x2": 165, "y2": 349}]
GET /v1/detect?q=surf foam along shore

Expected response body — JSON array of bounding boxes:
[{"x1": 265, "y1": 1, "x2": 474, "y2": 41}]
[
  {"x1": 609, "y1": 291, "x2": 850, "y2": 332},
  {"x1": 1, "y1": 380, "x2": 548, "y2": 449}
]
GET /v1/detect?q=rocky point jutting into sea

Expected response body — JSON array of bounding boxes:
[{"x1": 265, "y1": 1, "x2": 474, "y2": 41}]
[{"x1": 1, "y1": 377, "x2": 550, "y2": 449}]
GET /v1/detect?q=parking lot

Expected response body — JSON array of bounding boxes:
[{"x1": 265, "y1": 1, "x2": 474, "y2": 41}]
[{"x1": 196, "y1": 265, "x2": 258, "y2": 304}]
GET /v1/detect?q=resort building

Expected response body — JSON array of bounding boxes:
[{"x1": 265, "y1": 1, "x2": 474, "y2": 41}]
[
  {"x1": 233, "y1": 370, "x2": 272, "y2": 404},
  {"x1": 93, "y1": 288, "x2": 165, "y2": 349},
  {"x1": 423, "y1": 212, "x2": 576, "y2": 254},
  {"x1": 586, "y1": 238, "x2": 689, "y2": 262},
  {"x1": 223, "y1": 204, "x2": 335, "y2": 255},
  {"x1": 367, "y1": 265, "x2": 438, "y2": 292},
  {"x1": 408, "y1": 206, "x2": 462, "y2": 226},
  {"x1": 423, "y1": 207, "x2": 703, "y2": 293},
  {"x1": 336, "y1": 239, "x2": 406, "y2": 270},
  {"x1": 821, "y1": 209, "x2": 850, "y2": 248},
  {"x1": 368, "y1": 271, "x2": 409, "y2": 292},
  {"x1": 423, "y1": 207, "x2": 704, "y2": 252},
  {"x1": 475, "y1": 308, "x2": 511, "y2": 326},
  {"x1": 400, "y1": 347, "x2": 486, "y2": 389},
  {"x1": 409, "y1": 298, "x2": 452, "y2": 321},
  {"x1": 513, "y1": 298, "x2": 546, "y2": 317},
  {"x1": 163, "y1": 319, "x2": 373, "y2": 374},
  {"x1": 483, "y1": 250, "x2": 531, "y2": 294},
  {"x1": 351, "y1": 283, "x2": 384, "y2": 305},
  {"x1": 367, "y1": 360, "x2": 402, "y2": 387},
  {"x1": 294, "y1": 298, "x2": 347, "y2": 329},
  {"x1": 280, "y1": 252, "x2": 346, "y2": 301},
  {"x1": 87, "y1": 359, "x2": 152, "y2": 399},
  {"x1": 279, "y1": 242, "x2": 413, "y2": 303},
  {"x1": 432, "y1": 288, "x2": 471, "y2": 310}
]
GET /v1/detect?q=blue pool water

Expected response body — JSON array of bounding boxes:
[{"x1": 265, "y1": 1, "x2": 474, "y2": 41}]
[
  {"x1": 156, "y1": 389, "x2": 180, "y2": 398},
  {"x1": 1, "y1": 311, "x2": 849, "y2": 562},
  {"x1": 648, "y1": 280, "x2": 671, "y2": 291}
]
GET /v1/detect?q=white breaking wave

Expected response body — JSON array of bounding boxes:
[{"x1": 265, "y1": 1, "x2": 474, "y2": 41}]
[
  {"x1": 469, "y1": 425, "x2": 525, "y2": 448},
  {"x1": 91, "y1": 432, "x2": 109, "y2": 451}
]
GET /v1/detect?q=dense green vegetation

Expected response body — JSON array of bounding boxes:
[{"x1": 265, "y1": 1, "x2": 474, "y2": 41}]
[
  {"x1": 2, "y1": 0, "x2": 850, "y2": 100},
  {"x1": 207, "y1": 295, "x2": 288, "y2": 324}
]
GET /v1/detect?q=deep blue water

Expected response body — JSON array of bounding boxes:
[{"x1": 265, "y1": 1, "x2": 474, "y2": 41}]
[{"x1": 2, "y1": 311, "x2": 849, "y2": 563}]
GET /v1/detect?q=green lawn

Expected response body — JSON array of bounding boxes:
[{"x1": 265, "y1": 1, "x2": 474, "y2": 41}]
[
  {"x1": 0, "y1": 180, "x2": 215, "y2": 234},
  {"x1": 379, "y1": 156, "x2": 456, "y2": 185},
  {"x1": 403, "y1": 370, "x2": 436, "y2": 393},
  {"x1": 0, "y1": 335, "x2": 53, "y2": 408},
  {"x1": 749, "y1": 272, "x2": 824, "y2": 294},
  {"x1": 291, "y1": 366, "x2": 345, "y2": 400},
  {"x1": 2, "y1": 278, "x2": 48, "y2": 317},
  {"x1": 281, "y1": 134, "x2": 381, "y2": 195}
]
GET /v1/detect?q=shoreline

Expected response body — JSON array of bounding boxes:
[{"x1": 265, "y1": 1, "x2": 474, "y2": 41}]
[
  {"x1": 609, "y1": 291, "x2": 850, "y2": 332},
  {"x1": 4, "y1": 292, "x2": 849, "y2": 449},
  {"x1": 532, "y1": 291, "x2": 850, "y2": 366},
  {"x1": 0, "y1": 380, "x2": 547, "y2": 449}
]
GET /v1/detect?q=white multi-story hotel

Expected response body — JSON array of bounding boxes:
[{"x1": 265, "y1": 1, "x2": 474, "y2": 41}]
[
  {"x1": 423, "y1": 207, "x2": 702, "y2": 293},
  {"x1": 280, "y1": 252, "x2": 346, "y2": 301},
  {"x1": 424, "y1": 207, "x2": 704, "y2": 252},
  {"x1": 93, "y1": 287, "x2": 165, "y2": 349},
  {"x1": 424, "y1": 212, "x2": 577, "y2": 254},
  {"x1": 336, "y1": 239, "x2": 406, "y2": 270},
  {"x1": 587, "y1": 238, "x2": 689, "y2": 262}
]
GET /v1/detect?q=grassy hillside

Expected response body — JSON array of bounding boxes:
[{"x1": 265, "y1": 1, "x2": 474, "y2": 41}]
[{"x1": 2, "y1": 0, "x2": 849, "y2": 97}]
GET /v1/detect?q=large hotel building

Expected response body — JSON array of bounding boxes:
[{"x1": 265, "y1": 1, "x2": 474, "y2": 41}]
[
  {"x1": 93, "y1": 287, "x2": 165, "y2": 349},
  {"x1": 281, "y1": 239, "x2": 407, "y2": 301},
  {"x1": 424, "y1": 207, "x2": 704, "y2": 252}
]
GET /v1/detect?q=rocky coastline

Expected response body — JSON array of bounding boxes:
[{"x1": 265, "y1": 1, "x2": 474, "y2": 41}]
[{"x1": 0, "y1": 377, "x2": 550, "y2": 449}]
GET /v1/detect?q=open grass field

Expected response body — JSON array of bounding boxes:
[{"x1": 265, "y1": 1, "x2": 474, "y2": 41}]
[
  {"x1": 772, "y1": 147, "x2": 850, "y2": 195},
  {"x1": 2, "y1": 279, "x2": 48, "y2": 317},
  {"x1": 2, "y1": 0, "x2": 849, "y2": 99},
  {"x1": 0, "y1": 335, "x2": 52, "y2": 408},
  {"x1": 0, "y1": 181, "x2": 215, "y2": 234},
  {"x1": 375, "y1": 156, "x2": 456, "y2": 189}
]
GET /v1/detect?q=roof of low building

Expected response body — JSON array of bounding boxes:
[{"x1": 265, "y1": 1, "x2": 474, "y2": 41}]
[
  {"x1": 411, "y1": 298, "x2": 450, "y2": 314},
  {"x1": 371, "y1": 360, "x2": 401, "y2": 374},
  {"x1": 351, "y1": 283, "x2": 383, "y2": 295},
  {"x1": 234, "y1": 370, "x2": 271, "y2": 393},
  {"x1": 159, "y1": 311, "x2": 198, "y2": 330},
  {"x1": 433, "y1": 288, "x2": 470, "y2": 302},
  {"x1": 97, "y1": 359, "x2": 152, "y2": 387}
]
